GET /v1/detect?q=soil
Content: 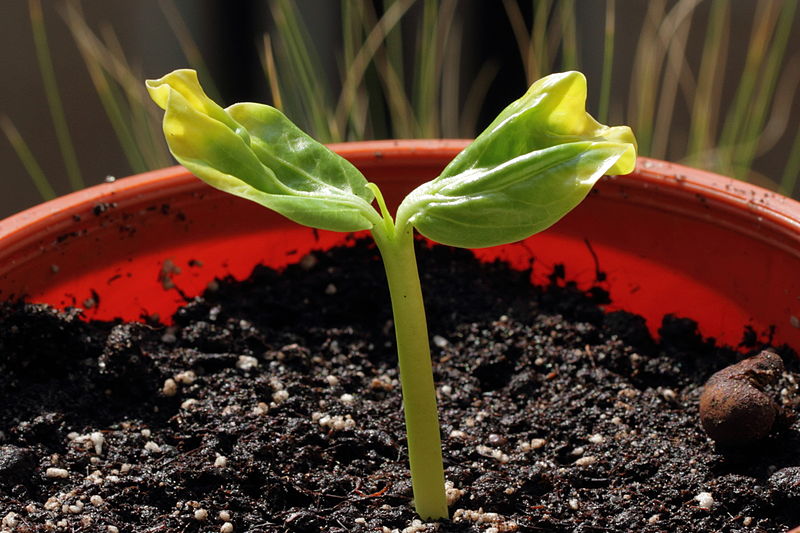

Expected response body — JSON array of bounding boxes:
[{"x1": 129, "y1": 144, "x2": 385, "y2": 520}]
[{"x1": 1, "y1": 238, "x2": 799, "y2": 533}]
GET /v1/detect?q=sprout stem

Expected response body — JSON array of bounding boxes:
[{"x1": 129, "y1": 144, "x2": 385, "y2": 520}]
[{"x1": 371, "y1": 220, "x2": 447, "y2": 520}]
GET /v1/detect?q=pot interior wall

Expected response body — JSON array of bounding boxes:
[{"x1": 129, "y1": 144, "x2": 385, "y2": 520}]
[{"x1": 0, "y1": 142, "x2": 798, "y2": 350}]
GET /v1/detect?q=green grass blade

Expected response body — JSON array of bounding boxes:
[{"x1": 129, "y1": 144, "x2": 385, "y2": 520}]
[
  {"x1": 717, "y1": 2, "x2": 779, "y2": 176},
  {"x1": 414, "y1": 0, "x2": 439, "y2": 137},
  {"x1": 334, "y1": 0, "x2": 415, "y2": 137},
  {"x1": 558, "y1": 0, "x2": 579, "y2": 71},
  {"x1": 502, "y1": 0, "x2": 533, "y2": 83},
  {"x1": 733, "y1": 0, "x2": 797, "y2": 179},
  {"x1": 651, "y1": 0, "x2": 698, "y2": 160},
  {"x1": 780, "y1": 123, "x2": 800, "y2": 196},
  {"x1": 1, "y1": 117, "x2": 57, "y2": 200},
  {"x1": 686, "y1": 0, "x2": 729, "y2": 168},
  {"x1": 158, "y1": 0, "x2": 222, "y2": 103},
  {"x1": 270, "y1": 0, "x2": 337, "y2": 140},
  {"x1": 627, "y1": 0, "x2": 667, "y2": 156},
  {"x1": 260, "y1": 34, "x2": 284, "y2": 110},
  {"x1": 533, "y1": 0, "x2": 554, "y2": 79},
  {"x1": 29, "y1": 0, "x2": 84, "y2": 190},
  {"x1": 597, "y1": 0, "x2": 615, "y2": 123}
]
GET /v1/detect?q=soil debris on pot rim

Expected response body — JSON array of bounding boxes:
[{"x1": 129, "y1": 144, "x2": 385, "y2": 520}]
[{"x1": 1, "y1": 238, "x2": 799, "y2": 532}]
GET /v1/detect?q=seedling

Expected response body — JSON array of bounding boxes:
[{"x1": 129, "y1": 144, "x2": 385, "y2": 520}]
[{"x1": 147, "y1": 69, "x2": 636, "y2": 520}]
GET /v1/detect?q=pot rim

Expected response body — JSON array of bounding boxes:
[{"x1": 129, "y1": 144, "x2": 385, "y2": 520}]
[{"x1": 1, "y1": 139, "x2": 799, "y2": 256}]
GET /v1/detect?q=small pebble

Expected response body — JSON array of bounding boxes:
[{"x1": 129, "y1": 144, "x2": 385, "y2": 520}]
[
  {"x1": 141, "y1": 429, "x2": 152, "y2": 438},
  {"x1": 221, "y1": 522, "x2": 234, "y2": 533},
  {"x1": 432, "y1": 335, "x2": 449, "y2": 348},
  {"x1": 90, "y1": 495, "x2": 104, "y2": 506},
  {"x1": 340, "y1": 393, "x2": 355, "y2": 405},
  {"x1": 144, "y1": 441, "x2": 162, "y2": 453},
  {"x1": 214, "y1": 455, "x2": 228, "y2": 468},
  {"x1": 574, "y1": 456, "x2": 597, "y2": 466},
  {"x1": 194, "y1": 508, "x2": 208, "y2": 521},
  {"x1": 108, "y1": 526, "x2": 120, "y2": 533},
  {"x1": 219, "y1": 510, "x2": 231, "y2": 521},
  {"x1": 325, "y1": 375, "x2": 339, "y2": 386},
  {"x1": 699, "y1": 350, "x2": 783, "y2": 445},
  {"x1": 325, "y1": 283, "x2": 337, "y2": 295}
]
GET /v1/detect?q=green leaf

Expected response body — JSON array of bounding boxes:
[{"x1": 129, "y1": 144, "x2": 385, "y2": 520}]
[
  {"x1": 397, "y1": 71, "x2": 637, "y2": 248},
  {"x1": 146, "y1": 69, "x2": 378, "y2": 232}
]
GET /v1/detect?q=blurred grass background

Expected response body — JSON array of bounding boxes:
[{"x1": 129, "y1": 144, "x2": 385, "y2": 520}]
[{"x1": 1, "y1": 0, "x2": 799, "y2": 219}]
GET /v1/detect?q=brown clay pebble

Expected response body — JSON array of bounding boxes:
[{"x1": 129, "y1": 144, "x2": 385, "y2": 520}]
[{"x1": 699, "y1": 350, "x2": 784, "y2": 445}]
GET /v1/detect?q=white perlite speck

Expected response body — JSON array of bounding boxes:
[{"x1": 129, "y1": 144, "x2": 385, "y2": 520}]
[
  {"x1": 694, "y1": 491, "x2": 714, "y2": 510},
  {"x1": 46, "y1": 467, "x2": 69, "y2": 479},
  {"x1": 214, "y1": 454, "x2": 228, "y2": 468},
  {"x1": 162, "y1": 378, "x2": 178, "y2": 397},
  {"x1": 452, "y1": 508, "x2": 517, "y2": 531},
  {"x1": 144, "y1": 441, "x2": 162, "y2": 453},
  {"x1": 90, "y1": 495, "x2": 104, "y2": 506},
  {"x1": 400, "y1": 519, "x2": 438, "y2": 533},
  {"x1": 2, "y1": 512, "x2": 19, "y2": 529},
  {"x1": 141, "y1": 429, "x2": 151, "y2": 438},
  {"x1": 588, "y1": 434, "x2": 605, "y2": 444},
  {"x1": 220, "y1": 522, "x2": 234, "y2": 533},
  {"x1": 432, "y1": 335, "x2": 449, "y2": 348},
  {"x1": 194, "y1": 508, "x2": 208, "y2": 521},
  {"x1": 181, "y1": 398, "x2": 198, "y2": 409},
  {"x1": 648, "y1": 514, "x2": 660, "y2": 524},
  {"x1": 445, "y1": 480, "x2": 465, "y2": 505},
  {"x1": 316, "y1": 413, "x2": 356, "y2": 431},
  {"x1": 272, "y1": 389, "x2": 289, "y2": 403},
  {"x1": 175, "y1": 370, "x2": 196, "y2": 384},
  {"x1": 568, "y1": 498, "x2": 580, "y2": 510},
  {"x1": 574, "y1": 456, "x2": 597, "y2": 466},
  {"x1": 90, "y1": 432, "x2": 105, "y2": 455},
  {"x1": 325, "y1": 374, "x2": 339, "y2": 386},
  {"x1": 236, "y1": 355, "x2": 259, "y2": 371},
  {"x1": 476, "y1": 445, "x2": 509, "y2": 464},
  {"x1": 219, "y1": 510, "x2": 231, "y2": 521},
  {"x1": 340, "y1": 393, "x2": 355, "y2": 405},
  {"x1": 107, "y1": 526, "x2": 120, "y2": 533}
]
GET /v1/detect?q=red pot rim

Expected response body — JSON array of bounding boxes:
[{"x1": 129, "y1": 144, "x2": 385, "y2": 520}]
[{"x1": 2, "y1": 140, "x2": 798, "y2": 252}]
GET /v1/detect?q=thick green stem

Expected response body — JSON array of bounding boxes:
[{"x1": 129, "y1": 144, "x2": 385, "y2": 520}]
[{"x1": 372, "y1": 222, "x2": 448, "y2": 520}]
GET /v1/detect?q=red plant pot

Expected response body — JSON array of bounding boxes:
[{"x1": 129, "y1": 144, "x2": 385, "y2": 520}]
[{"x1": 1, "y1": 140, "x2": 798, "y2": 350}]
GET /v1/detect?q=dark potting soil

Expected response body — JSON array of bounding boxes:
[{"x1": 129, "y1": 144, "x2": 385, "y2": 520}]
[{"x1": 1, "y1": 239, "x2": 799, "y2": 533}]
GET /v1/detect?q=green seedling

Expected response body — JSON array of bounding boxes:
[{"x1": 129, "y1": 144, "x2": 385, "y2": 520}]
[{"x1": 146, "y1": 69, "x2": 636, "y2": 520}]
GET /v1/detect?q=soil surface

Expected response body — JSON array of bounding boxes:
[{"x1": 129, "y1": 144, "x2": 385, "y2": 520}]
[{"x1": 1, "y1": 239, "x2": 799, "y2": 532}]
